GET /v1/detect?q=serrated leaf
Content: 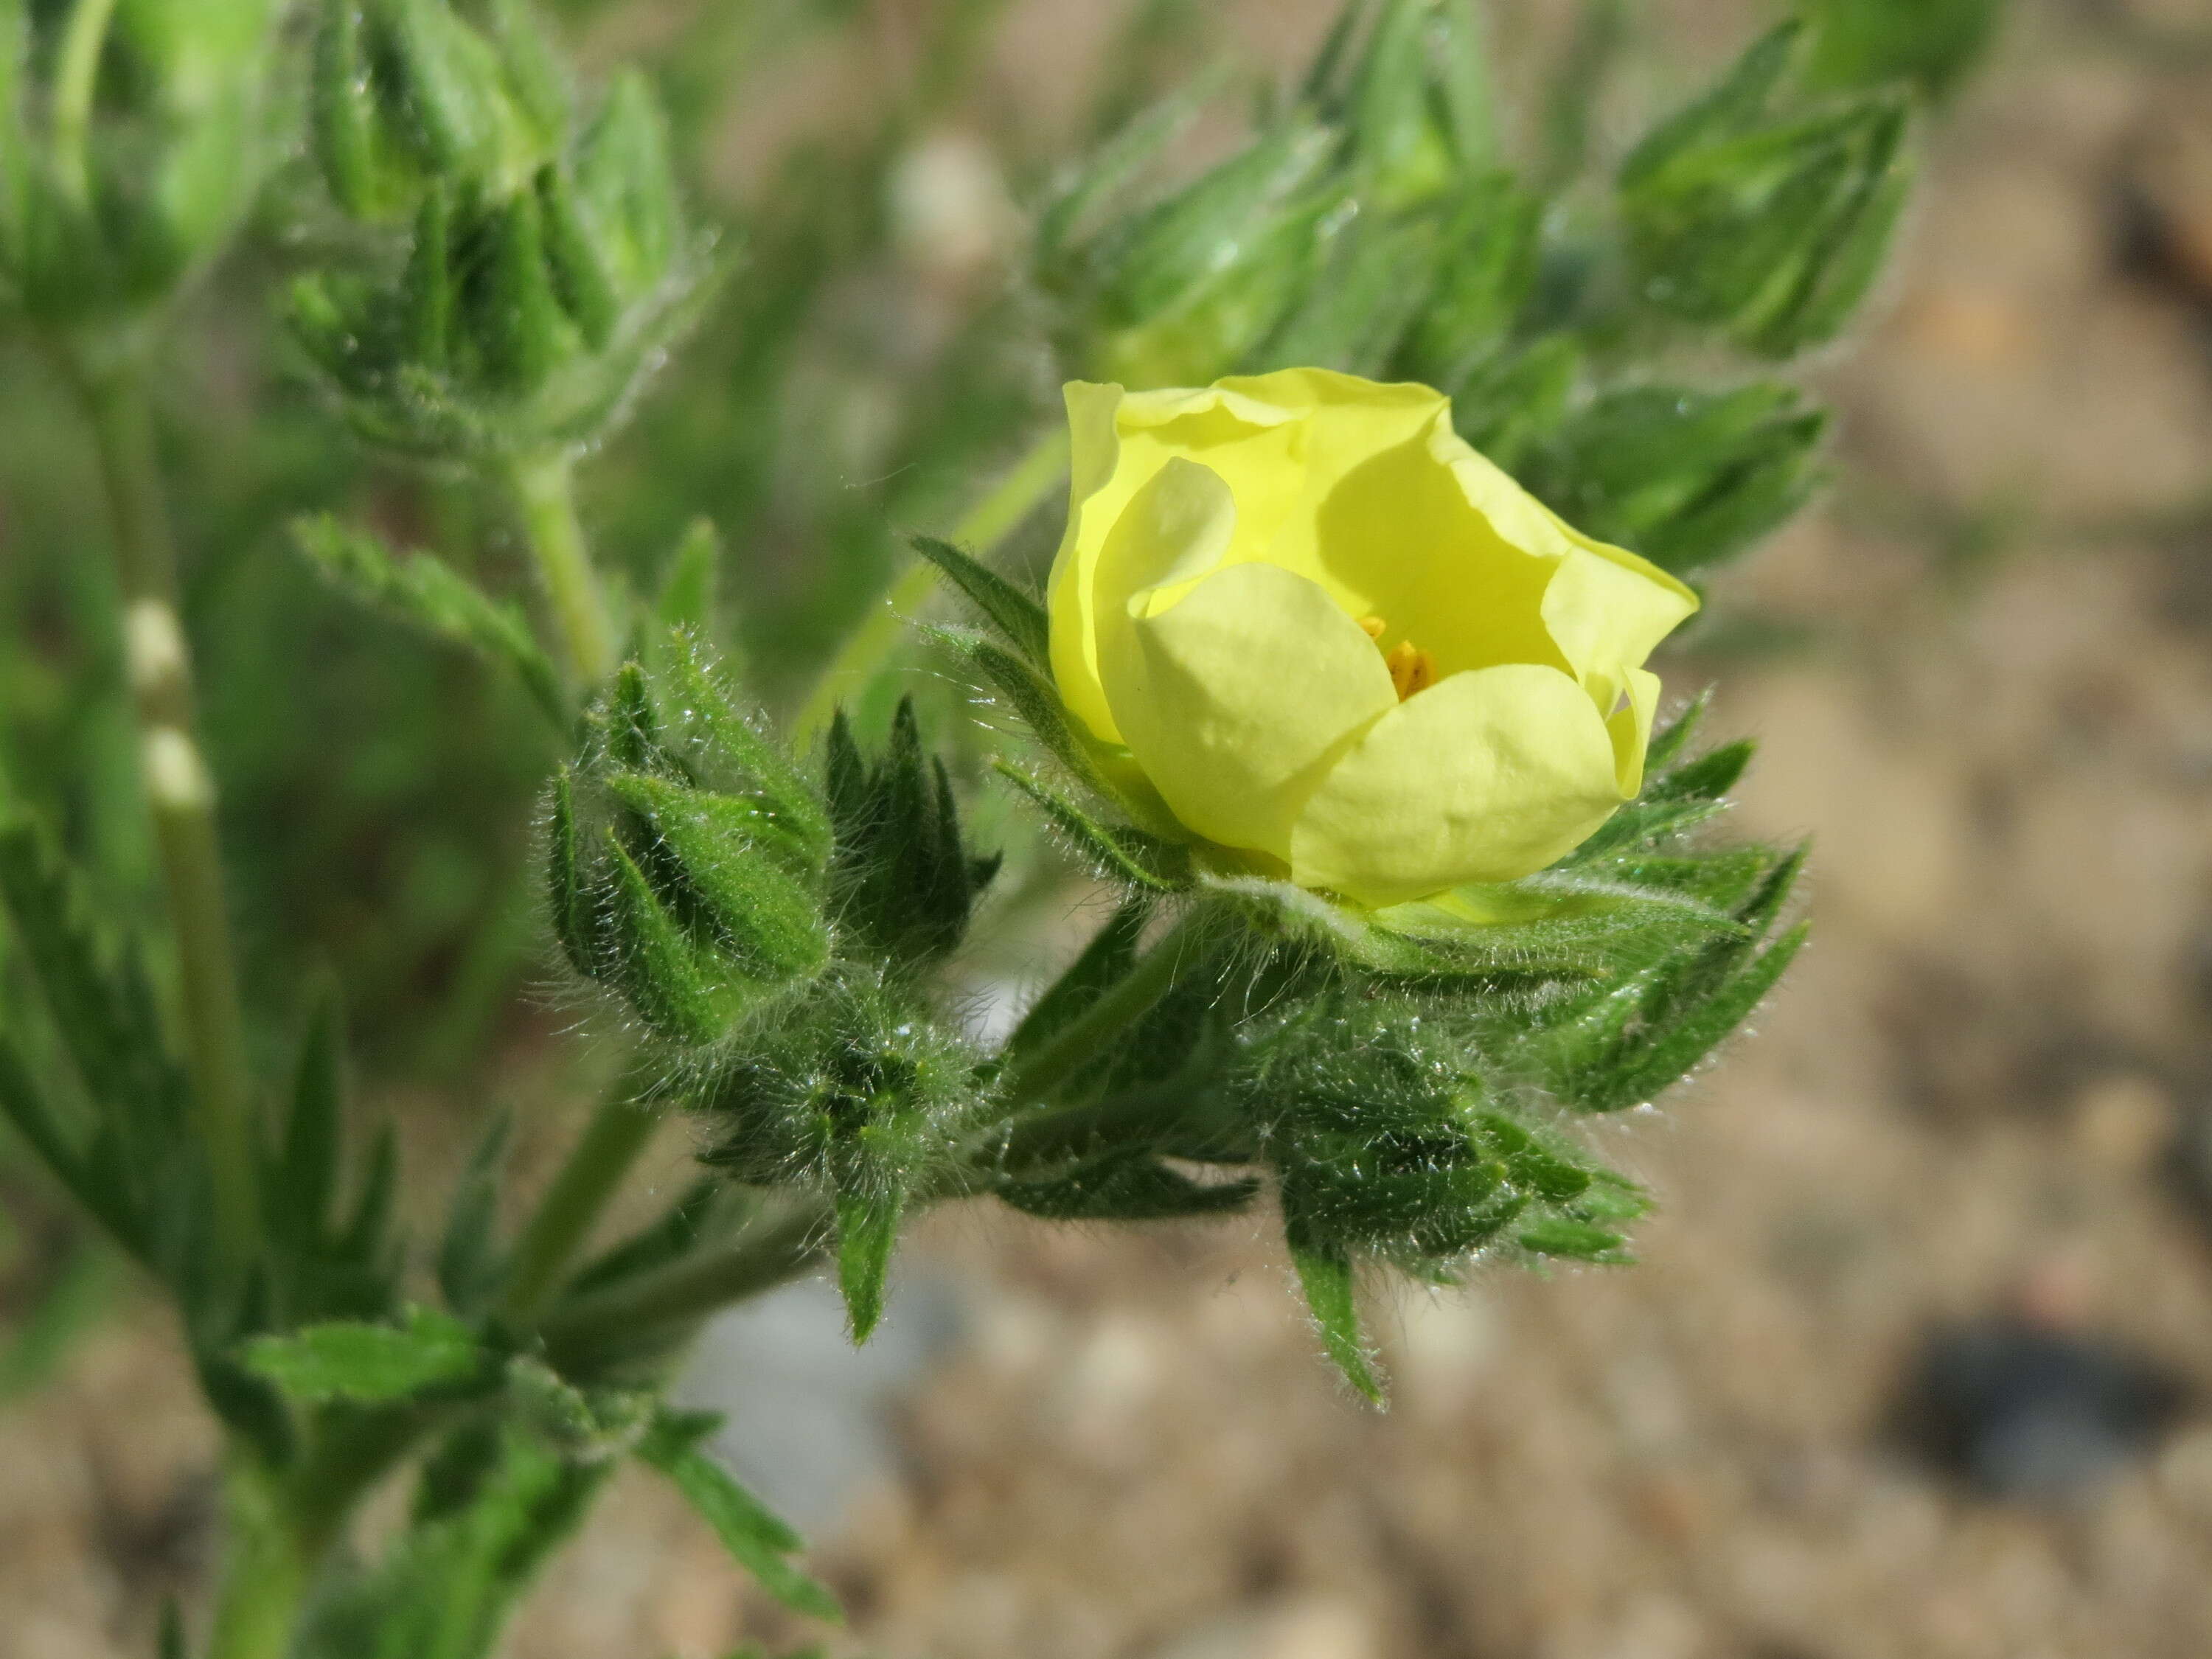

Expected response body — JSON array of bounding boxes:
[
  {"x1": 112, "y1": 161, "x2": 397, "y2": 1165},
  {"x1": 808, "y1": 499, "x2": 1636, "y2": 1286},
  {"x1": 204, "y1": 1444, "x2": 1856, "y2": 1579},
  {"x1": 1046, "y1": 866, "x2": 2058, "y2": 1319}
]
[
  {"x1": 292, "y1": 515, "x2": 565, "y2": 725},
  {"x1": 908, "y1": 534, "x2": 1050, "y2": 664},
  {"x1": 636, "y1": 1411, "x2": 841, "y2": 1622},
  {"x1": 1289, "y1": 1236, "x2": 1382, "y2": 1404},
  {"x1": 835, "y1": 1186, "x2": 902, "y2": 1345},
  {"x1": 240, "y1": 1305, "x2": 484, "y2": 1404}
]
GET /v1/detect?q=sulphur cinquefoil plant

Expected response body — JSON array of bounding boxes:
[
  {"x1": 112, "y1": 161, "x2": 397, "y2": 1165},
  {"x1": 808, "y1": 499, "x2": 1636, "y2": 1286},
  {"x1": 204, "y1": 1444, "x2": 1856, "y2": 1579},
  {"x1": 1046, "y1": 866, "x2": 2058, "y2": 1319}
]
[{"x1": 0, "y1": 0, "x2": 1969, "y2": 1653}]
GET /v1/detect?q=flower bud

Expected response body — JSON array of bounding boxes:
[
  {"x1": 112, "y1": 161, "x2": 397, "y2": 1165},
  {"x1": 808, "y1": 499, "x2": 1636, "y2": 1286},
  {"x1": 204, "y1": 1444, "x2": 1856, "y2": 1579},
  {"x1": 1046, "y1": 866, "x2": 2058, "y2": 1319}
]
[
  {"x1": 552, "y1": 652, "x2": 832, "y2": 1046},
  {"x1": 1795, "y1": 0, "x2": 2003, "y2": 102},
  {"x1": 293, "y1": 4, "x2": 712, "y2": 459},
  {"x1": 1043, "y1": 118, "x2": 1341, "y2": 389},
  {"x1": 1523, "y1": 383, "x2": 1828, "y2": 577},
  {"x1": 1619, "y1": 21, "x2": 1914, "y2": 359},
  {"x1": 0, "y1": 0, "x2": 281, "y2": 335},
  {"x1": 1325, "y1": 0, "x2": 1496, "y2": 215}
]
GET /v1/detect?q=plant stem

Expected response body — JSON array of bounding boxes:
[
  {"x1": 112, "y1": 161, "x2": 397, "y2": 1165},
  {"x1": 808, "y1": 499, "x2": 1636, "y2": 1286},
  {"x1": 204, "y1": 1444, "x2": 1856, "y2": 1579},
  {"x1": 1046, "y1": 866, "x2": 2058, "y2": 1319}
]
[
  {"x1": 504, "y1": 450, "x2": 617, "y2": 688},
  {"x1": 998, "y1": 911, "x2": 1200, "y2": 1107},
  {"x1": 537, "y1": 917, "x2": 1207, "y2": 1358},
  {"x1": 792, "y1": 427, "x2": 1071, "y2": 742},
  {"x1": 77, "y1": 369, "x2": 260, "y2": 1279},
  {"x1": 538, "y1": 1194, "x2": 832, "y2": 1372},
  {"x1": 205, "y1": 1462, "x2": 310, "y2": 1659},
  {"x1": 501, "y1": 1088, "x2": 659, "y2": 1324},
  {"x1": 49, "y1": 0, "x2": 120, "y2": 206}
]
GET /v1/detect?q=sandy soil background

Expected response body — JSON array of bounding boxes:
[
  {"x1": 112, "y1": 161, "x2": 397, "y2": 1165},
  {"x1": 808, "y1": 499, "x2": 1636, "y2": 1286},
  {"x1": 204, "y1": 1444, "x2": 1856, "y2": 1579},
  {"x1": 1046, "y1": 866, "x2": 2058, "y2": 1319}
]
[{"x1": 8, "y1": 1, "x2": 2212, "y2": 1656}]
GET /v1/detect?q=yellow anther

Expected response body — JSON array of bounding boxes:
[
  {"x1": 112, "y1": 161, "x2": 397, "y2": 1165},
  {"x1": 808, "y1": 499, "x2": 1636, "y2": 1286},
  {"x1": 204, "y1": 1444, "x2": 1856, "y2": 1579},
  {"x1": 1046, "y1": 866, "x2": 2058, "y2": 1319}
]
[
  {"x1": 1385, "y1": 640, "x2": 1436, "y2": 700},
  {"x1": 1357, "y1": 613, "x2": 1435, "y2": 698}
]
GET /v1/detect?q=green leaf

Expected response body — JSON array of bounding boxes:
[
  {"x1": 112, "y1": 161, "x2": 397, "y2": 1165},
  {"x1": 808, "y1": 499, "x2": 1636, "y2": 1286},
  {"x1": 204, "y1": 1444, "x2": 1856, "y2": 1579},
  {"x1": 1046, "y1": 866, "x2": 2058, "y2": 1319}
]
[
  {"x1": 292, "y1": 515, "x2": 565, "y2": 725},
  {"x1": 1289, "y1": 1237, "x2": 1382, "y2": 1404},
  {"x1": 995, "y1": 763, "x2": 1190, "y2": 892},
  {"x1": 438, "y1": 1111, "x2": 512, "y2": 1318},
  {"x1": 908, "y1": 534, "x2": 1051, "y2": 665},
  {"x1": 272, "y1": 993, "x2": 346, "y2": 1251},
  {"x1": 1516, "y1": 1217, "x2": 1632, "y2": 1262},
  {"x1": 636, "y1": 1411, "x2": 842, "y2": 1622},
  {"x1": 657, "y1": 519, "x2": 721, "y2": 633},
  {"x1": 835, "y1": 1186, "x2": 902, "y2": 1345},
  {"x1": 240, "y1": 1305, "x2": 484, "y2": 1404}
]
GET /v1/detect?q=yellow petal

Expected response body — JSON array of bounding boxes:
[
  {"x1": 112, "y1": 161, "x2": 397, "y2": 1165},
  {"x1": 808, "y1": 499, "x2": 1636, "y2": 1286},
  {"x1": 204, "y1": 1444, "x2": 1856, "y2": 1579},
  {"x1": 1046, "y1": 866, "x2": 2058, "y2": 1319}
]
[
  {"x1": 1608, "y1": 666, "x2": 1663, "y2": 798},
  {"x1": 1540, "y1": 543, "x2": 1699, "y2": 694},
  {"x1": 1289, "y1": 663, "x2": 1624, "y2": 905},
  {"x1": 1048, "y1": 380, "x2": 1301, "y2": 744},
  {"x1": 1105, "y1": 560, "x2": 1398, "y2": 863}
]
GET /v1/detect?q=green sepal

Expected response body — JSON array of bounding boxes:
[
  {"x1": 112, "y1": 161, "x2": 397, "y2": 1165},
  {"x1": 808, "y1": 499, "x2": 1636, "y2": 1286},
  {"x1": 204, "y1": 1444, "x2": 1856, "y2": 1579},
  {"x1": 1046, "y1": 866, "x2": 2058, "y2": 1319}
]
[
  {"x1": 926, "y1": 628, "x2": 1185, "y2": 841},
  {"x1": 835, "y1": 1185, "x2": 903, "y2": 1345},
  {"x1": 907, "y1": 533, "x2": 1050, "y2": 665},
  {"x1": 239, "y1": 1305, "x2": 487, "y2": 1405},
  {"x1": 468, "y1": 188, "x2": 571, "y2": 394},
  {"x1": 1288, "y1": 1236, "x2": 1382, "y2": 1404},
  {"x1": 635, "y1": 1409, "x2": 842, "y2": 1622},
  {"x1": 571, "y1": 69, "x2": 681, "y2": 297},
  {"x1": 547, "y1": 766, "x2": 602, "y2": 979},
  {"x1": 605, "y1": 771, "x2": 827, "y2": 980},
  {"x1": 292, "y1": 515, "x2": 566, "y2": 725},
  {"x1": 602, "y1": 835, "x2": 725, "y2": 1045},
  {"x1": 1516, "y1": 1216, "x2": 1633, "y2": 1263},
  {"x1": 995, "y1": 762, "x2": 1192, "y2": 892},
  {"x1": 656, "y1": 518, "x2": 720, "y2": 633},
  {"x1": 538, "y1": 161, "x2": 621, "y2": 349},
  {"x1": 1258, "y1": 206, "x2": 1447, "y2": 378},
  {"x1": 824, "y1": 701, "x2": 996, "y2": 973}
]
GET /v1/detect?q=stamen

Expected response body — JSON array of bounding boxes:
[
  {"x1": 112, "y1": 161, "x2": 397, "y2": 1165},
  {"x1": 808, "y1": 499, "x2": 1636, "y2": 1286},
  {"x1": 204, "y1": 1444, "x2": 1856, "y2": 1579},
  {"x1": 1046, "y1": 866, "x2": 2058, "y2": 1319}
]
[
  {"x1": 1357, "y1": 614, "x2": 1387, "y2": 641},
  {"x1": 1385, "y1": 640, "x2": 1436, "y2": 700}
]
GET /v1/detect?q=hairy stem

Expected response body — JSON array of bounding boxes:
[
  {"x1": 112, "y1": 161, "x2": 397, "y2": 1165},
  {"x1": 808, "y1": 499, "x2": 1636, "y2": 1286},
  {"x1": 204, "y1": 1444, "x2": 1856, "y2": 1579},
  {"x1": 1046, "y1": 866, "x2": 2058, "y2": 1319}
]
[
  {"x1": 792, "y1": 427, "x2": 1071, "y2": 741},
  {"x1": 77, "y1": 369, "x2": 259, "y2": 1279},
  {"x1": 501, "y1": 1088, "x2": 659, "y2": 1324},
  {"x1": 538, "y1": 1194, "x2": 831, "y2": 1373},
  {"x1": 504, "y1": 451, "x2": 618, "y2": 688}
]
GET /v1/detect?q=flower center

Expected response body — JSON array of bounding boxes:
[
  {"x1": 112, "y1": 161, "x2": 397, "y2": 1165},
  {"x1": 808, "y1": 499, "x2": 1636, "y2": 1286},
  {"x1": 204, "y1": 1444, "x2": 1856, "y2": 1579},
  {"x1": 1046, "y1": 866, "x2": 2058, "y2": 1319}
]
[{"x1": 1359, "y1": 615, "x2": 1436, "y2": 701}]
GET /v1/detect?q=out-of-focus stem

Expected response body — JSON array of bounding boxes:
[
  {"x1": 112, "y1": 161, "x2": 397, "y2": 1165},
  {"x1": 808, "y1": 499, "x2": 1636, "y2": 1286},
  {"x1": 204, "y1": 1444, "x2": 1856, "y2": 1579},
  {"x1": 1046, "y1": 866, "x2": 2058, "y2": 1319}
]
[
  {"x1": 501, "y1": 1088, "x2": 659, "y2": 1324},
  {"x1": 792, "y1": 427, "x2": 1071, "y2": 742},
  {"x1": 504, "y1": 450, "x2": 618, "y2": 688},
  {"x1": 78, "y1": 369, "x2": 259, "y2": 1279}
]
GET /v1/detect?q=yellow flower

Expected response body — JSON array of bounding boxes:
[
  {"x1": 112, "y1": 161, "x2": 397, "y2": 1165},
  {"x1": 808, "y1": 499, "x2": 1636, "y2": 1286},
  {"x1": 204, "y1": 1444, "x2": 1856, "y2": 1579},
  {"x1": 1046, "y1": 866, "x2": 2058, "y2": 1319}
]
[{"x1": 1046, "y1": 368, "x2": 1700, "y2": 908}]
